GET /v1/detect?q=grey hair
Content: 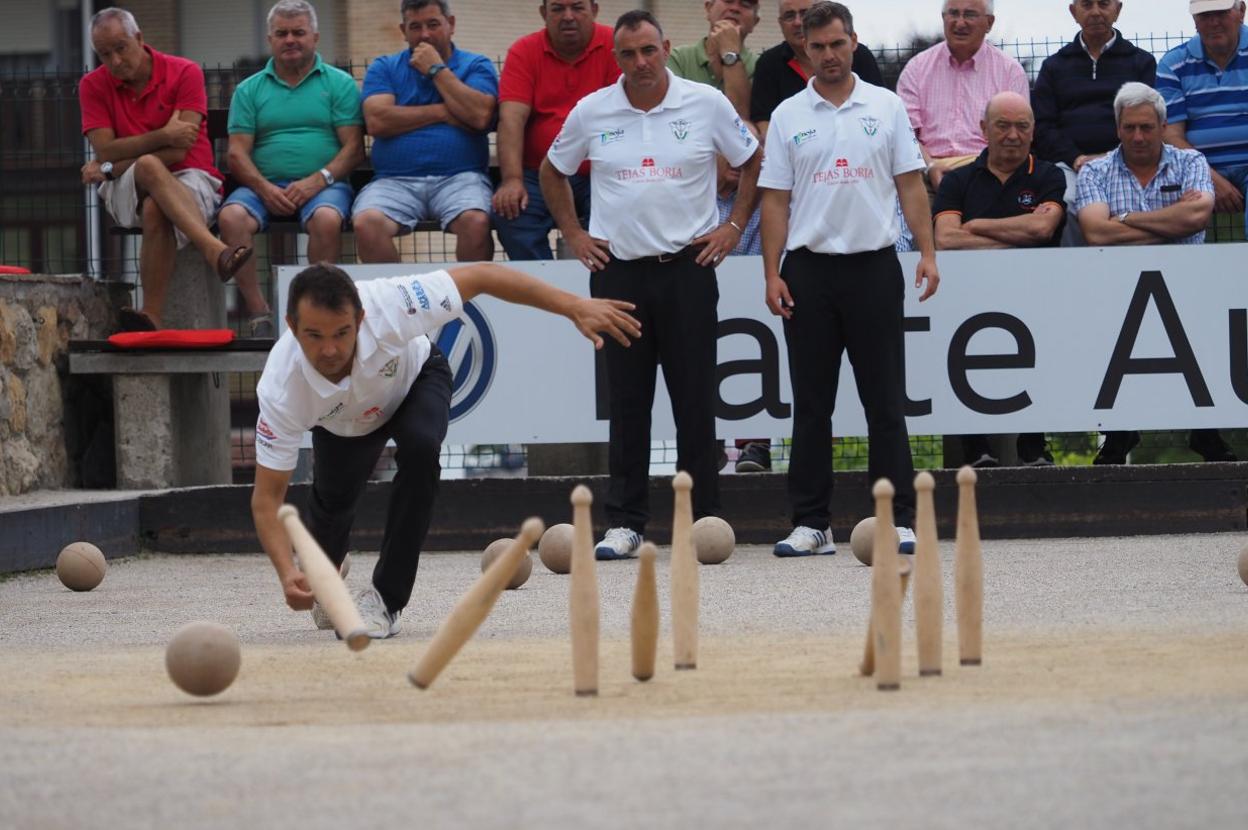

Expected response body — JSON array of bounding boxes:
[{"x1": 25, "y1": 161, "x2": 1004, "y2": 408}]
[
  {"x1": 91, "y1": 7, "x2": 140, "y2": 37},
  {"x1": 268, "y1": 1, "x2": 319, "y2": 33},
  {"x1": 1114, "y1": 82, "x2": 1167, "y2": 125},
  {"x1": 943, "y1": 0, "x2": 994, "y2": 13}
]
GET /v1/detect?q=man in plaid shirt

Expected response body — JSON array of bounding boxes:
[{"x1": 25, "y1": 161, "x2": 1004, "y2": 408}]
[
  {"x1": 1076, "y1": 83, "x2": 1213, "y2": 245},
  {"x1": 1075, "y1": 81, "x2": 1236, "y2": 465}
]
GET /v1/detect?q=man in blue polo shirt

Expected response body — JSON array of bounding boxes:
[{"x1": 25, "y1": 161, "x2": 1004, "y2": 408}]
[
  {"x1": 1156, "y1": 0, "x2": 1248, "y2": 235},
  {"x1": 353, "y1": 0, "x2": 497, "y2": 263}
]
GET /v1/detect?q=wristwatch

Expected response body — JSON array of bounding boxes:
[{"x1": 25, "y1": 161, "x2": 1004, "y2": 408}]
[
  {"x1": 1116, "y1": 211, "x2": 1131, "y2": 224},
  {"x1": 721, "y1": 51, "x2": 741, "y2": 66},
  {"x1": 427, "y1": 62, "x2": 447, "y2": 78},
  {"x1": 319, "y1": 167, "x2": 334, "y2": 186},
  {"x1": 100, "y1": 161, "x2": 115, "y2": 181}
]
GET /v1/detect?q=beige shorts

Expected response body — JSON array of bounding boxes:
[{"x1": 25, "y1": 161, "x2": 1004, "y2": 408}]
[{"x1": 99, "y1": 166, "x2": 222, "y2": 250}]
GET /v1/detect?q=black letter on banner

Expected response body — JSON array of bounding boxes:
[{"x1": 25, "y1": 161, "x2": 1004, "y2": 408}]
[
  {"x1": 904, "y1": 316, "x2": 932, "y2": 417},
  {"x1": 947, "y1": 313, "x2": 1035, "y2": 415},
  {"x1": 1095, "y1": 271, "x2": 1213, "y2": 409},
  {"x1": 716, "y1": 318, "x2": 791, "y2": 419},
  {"x1": 1232, "y1": 309, "x2": 1248, "y2": 405}
]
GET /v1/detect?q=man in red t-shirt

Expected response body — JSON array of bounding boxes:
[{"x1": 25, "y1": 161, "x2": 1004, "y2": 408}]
[
  {"x1": 79, "y1": 8, "x2": 252, "y2": 332},
  {"x1": 490, "y1": 0, "x2": 621, "y2": 260}
]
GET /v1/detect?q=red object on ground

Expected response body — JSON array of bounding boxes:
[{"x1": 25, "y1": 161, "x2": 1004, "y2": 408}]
[
  {"x1": 107, "y1": 329, "x2": 235, "y2": 349},
  {"x1": 0, "y1": 266, "x2": 32, "y2": 275}
]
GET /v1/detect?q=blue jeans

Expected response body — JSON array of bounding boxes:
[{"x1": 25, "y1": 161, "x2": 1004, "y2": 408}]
[
  {"x1": 221, "y1": 180, "x2": 353, "y2": 231},
  {"x1": 493, "y1": 169, "x2": 591, "y2": 261},
  {"x1": 1215, "y1": 163, "x2": 1248, "y2": 238}
]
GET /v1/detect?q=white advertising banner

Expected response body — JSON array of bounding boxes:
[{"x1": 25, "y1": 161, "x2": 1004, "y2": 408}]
[{"x1": 277, "y1": 244, "x2": 1248, "y2": 443}]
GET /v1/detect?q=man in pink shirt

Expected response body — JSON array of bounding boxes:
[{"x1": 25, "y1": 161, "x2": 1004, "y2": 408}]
[
  {"x1": 897, "y1": 0, "x2": 1029, "y2": 192},
  {"x1": 79, "y1": 7, "x2": 252, "y2": 332}
]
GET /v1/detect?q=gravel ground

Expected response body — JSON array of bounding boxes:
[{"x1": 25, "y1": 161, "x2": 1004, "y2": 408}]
[{"x1": 1, "y1": 533, "x2": 1246, "y2": 829}]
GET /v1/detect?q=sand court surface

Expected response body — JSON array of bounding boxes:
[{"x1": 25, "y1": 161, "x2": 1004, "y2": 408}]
[{"x1": 1, "y1": 534, "x2": 1246, "y2": 828}]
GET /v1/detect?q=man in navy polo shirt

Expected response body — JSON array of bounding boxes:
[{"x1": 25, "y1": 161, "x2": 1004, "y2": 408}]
[
  {"x1": 353, "y1": 0, "x2": 497, "y2": 263},
  {"x1": 934, "y1": 91, "x2": 1066, "y2": 468},
  {"x1": 1157, "y1": 0, "x2": 1248, "y2": 235}
]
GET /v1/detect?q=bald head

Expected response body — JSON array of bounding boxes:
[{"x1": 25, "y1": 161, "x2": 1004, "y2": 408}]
[{"x1": 984, "y1": 91, "x2": 1032, "y2": 123}]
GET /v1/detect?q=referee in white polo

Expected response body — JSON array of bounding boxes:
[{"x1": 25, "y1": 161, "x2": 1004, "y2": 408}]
[
  {"x1": 759, "y1": 1, "x2": 939, "y2": 558},
  {"x1": 540, "y1": 9, "x2": 762, "y2": 560}
]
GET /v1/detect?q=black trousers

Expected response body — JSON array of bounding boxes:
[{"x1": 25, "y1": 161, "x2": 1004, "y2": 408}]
[
  {"x1": 781, "y1": 246, "x2": 917, "y2": 528},
  {"x1": 590, "y1": 254, "x2": 720, "y2": 531},
  {"x1": 305, "y1": 349, "x2": 452, "y2": 614}
]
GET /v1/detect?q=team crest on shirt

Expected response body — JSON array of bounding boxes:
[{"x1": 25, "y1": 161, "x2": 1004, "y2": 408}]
[
  {"x1": 1018, "y1": 190, "x2": 1038, "y2": 210},
  {"x1": 793, "y1": 129, "x2": 817, "y2": 146},
  {"x1": 379, "y1": 358, "x2": 399, "y2": 378},
  {"x1": 600, "y1": 128, "x2": 625, "y2": 145},
  {"x1": 669, "y1": 119, "x2": 691, "y2": 142},
  {"x1": 859, "y1": 116, "x2": 881, "y2": 137}
]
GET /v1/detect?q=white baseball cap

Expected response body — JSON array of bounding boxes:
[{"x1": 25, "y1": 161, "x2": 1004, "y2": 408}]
[{"x1": 1190, "y1": 0, "x2": 1237, "y2": 14}]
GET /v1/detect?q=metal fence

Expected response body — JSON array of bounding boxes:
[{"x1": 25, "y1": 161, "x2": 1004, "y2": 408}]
[{"x1": 1, "y1": 36, "x2": 1244, "y2": 480}]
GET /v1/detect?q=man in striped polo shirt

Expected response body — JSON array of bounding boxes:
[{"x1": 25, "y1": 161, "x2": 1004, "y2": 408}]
[{"x1": 1156, "y1": 0, "x2": 1248, "y2": 235}]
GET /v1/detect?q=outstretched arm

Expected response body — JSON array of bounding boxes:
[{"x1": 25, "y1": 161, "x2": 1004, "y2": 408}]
[
  {"x1": 447, "y1": 263, "x2": 641, "y2": 349},
  {"x1": 251, "y1": 464, "x2": 314, "y2": 610}
]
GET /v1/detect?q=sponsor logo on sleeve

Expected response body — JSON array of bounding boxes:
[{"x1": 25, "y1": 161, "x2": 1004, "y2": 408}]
[
  {"x1": 441, "y1": 296, "x2": 453, "y2": 312},
  {"x1": 734, "y1": 116, "x2": 753, "y2": 145},
  {"x1": 408, "y1": 279, "x2": 432, "y2": 310},
  {"x1": 256, "y1": 418, "x2": 277, "y2": 441},
  {"x1": 397, "y1": 284, "x2": 418, "y2": 315}
]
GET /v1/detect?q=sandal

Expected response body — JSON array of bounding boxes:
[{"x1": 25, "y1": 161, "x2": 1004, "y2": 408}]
[
  {"x1": 215, "y1": 244, "x2": 253, "y2": 283},
  {"x1": 117, "y1": 307, "x2": 158, "y2": 332}
]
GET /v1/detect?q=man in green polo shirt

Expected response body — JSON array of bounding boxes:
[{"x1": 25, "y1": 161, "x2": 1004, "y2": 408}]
[
  {"x1": 218, "y1": 0, "x2": 364, "y2": 337},
  {"x1": 667, "y1": 0, "x2": 761, "y2": 119}
]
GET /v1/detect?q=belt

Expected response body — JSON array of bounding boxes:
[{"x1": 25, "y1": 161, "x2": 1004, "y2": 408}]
[{"x1": 621, "y1": 243, "x2": 707, "y2": 265}]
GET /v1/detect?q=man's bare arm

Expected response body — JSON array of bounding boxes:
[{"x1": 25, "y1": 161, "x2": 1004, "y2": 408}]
[
  {"x1": 963, "y1": 204, "x2": 1064, "y2": 246},
  {"x1": 251, "y1": 464, "x2": 315, "y2": 610},
  {"x1": 1119, "y1": 191, "x2": 1214, "y2": 239},
  {"x1": 934, "y1": 213, "x2": 1008, "y2": 250},
  {"x1": 362, "y1": 94, "x2": 451, "y2": 138},
  {"x1": 87, "y1": 110, "x2": 200, "y2": 162},
  {"x1": 432, "y1": 73, "x2": 496, "y2": 132},
  {"x1": 1078, "y1": 203, "x2": 1167, "y2": 245},
  {"x1": 492, "y1": 101, "x2": 532, "y2": 219}
]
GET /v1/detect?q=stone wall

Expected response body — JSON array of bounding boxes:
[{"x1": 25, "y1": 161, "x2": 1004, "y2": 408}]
[{"x1": 0, "y1": 276, "x2": 117, "y2": 497}]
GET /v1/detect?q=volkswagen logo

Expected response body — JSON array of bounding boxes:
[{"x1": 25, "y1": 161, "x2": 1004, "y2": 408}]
[{"x1": 436, "y1": 301, "x2": 497, "y2": 422}]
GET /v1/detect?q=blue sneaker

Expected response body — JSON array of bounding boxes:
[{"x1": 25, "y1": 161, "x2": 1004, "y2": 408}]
[
  {"x1": 595, "y1": 527, "x2": 642, "y2": 560},
  {"x1": 897, "y1": 527, "x2": 916, "y2": 554},
  {"x1": 773, "y1": 526, "x2": 836, "y2": 557}
]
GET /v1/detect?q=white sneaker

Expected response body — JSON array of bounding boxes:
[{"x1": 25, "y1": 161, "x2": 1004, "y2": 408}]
[
  {"x1": 595, "y1": 527, "x2": 643, "y2": 560},
  {"x1": 355, "y1": 586, "x2": 401, "y2": 639},
  {"x1": 896, "y1": 527, "x2": 916, "y2": 554},
  {"x1": 308, "y1": 556, "x2": 352, "y2": 631},
  {"x1": 773, "y1": 526, "x2": 836, "y2": 557}
]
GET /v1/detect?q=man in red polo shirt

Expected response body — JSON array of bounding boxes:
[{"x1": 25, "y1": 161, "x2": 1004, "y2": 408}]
[
  {"x1": 490, "y1": 0, "x2": 621, "y2": 260},
  {"x1": 79, "y1": 7, "x2": 252, "y2": 332}
]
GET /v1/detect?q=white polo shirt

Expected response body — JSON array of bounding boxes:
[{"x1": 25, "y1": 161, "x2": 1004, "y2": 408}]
[
  {"x1": 547, "y1": 69, "x2": 759, "y2": 261},
  {"x1": 254, "y1": 270, "x2": 463, "y2": 471},
  {"x1": 759, "y1": 74, "x2": 925, "y2": 255}
]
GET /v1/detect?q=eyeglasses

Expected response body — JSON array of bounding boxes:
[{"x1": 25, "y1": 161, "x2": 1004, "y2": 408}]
[
  {"x1": 779, "y1": 9, "x2": 809, "y2": 23},
  {"x1": 943, "y1": 9, "x2": 984, "y2": 22}
]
